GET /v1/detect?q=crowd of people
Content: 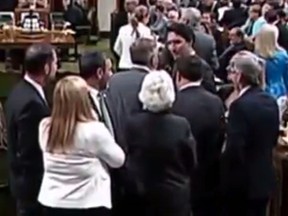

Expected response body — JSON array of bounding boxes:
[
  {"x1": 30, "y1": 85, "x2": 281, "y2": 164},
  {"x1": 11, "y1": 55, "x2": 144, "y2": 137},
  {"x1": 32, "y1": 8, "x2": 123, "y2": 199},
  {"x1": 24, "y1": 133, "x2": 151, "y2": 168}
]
[{"x1": 3, "y1": 0, "x2": 288, "y2": 216}]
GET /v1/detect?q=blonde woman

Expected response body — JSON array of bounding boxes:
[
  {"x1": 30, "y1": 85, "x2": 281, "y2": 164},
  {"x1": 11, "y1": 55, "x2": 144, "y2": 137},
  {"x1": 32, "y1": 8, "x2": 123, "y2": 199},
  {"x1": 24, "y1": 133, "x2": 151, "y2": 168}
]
[
  {"x1": 255, "y1": 24, "x2": 288, "y2": 106},
  {"x1": 38, "y1": 76, "x2": 125, "y2": 216}
]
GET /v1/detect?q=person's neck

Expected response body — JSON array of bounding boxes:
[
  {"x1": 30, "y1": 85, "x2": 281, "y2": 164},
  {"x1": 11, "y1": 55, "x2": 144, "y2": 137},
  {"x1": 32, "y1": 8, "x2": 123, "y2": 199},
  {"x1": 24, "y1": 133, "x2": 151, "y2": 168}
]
[
  {"x1": 26, "y1": 73, "x2": 45, "y2": 87},
  {"x1": 86, "y1": 79, "x2": 100, "y2": 91}
]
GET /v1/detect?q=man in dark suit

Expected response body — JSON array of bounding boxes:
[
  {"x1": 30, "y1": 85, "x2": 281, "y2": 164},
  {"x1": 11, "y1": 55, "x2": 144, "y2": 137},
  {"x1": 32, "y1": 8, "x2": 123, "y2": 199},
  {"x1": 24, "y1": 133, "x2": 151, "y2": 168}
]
[
  {"x1": 166, "y1": 22, "x2": 216, "y2": 93},
  {"x1": 110, "y1": 0, "x2": 138, "y2": 60},
  {"x1": 79, "y1": 51, "x2": 114, "y2": 135},
  {"x1": 5, "y1": 43, "x2": 57, "y2": 216},
  {"x1": 106, "y1": 37, "x2": 155, "y2": 150},
  {"x1": 180, "y1": 7, "x2": 219, "y2": 71},
  {"x1": 218, "y1": 27, "x2": 248, "y2": 82},
  {"x1": 220, "y1": 0, "x2": 248, "y2": 29},
  {"x1": 106, "y1": 38, "x2": 155, "y2": 216},
  {"x1": 173, "y1": 55, "x2": 225, "y2": 216},
  {"x1": 221, "y1": 51, "x2": 279, "y2": 216}
]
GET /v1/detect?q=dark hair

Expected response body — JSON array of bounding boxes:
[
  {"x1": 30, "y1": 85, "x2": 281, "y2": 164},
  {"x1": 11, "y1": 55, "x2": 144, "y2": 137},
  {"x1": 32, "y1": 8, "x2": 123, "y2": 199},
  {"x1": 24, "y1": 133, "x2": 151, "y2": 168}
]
[
  {"x1": 130, "y1": 5, "x2": 148, "y2": 39},
  {"x1": 265, "y1": 9, "x2": 278, "y2": 23},
  {"x1": 130, "y1": 38, "x2": 156, "y2": 66},
  {"x1": 24, "y1": 43, "x2": 55, "y2": 75},
  {"x1": 232, "y1": 0, "x2": 242, "y2": 8},
  {"x1": 167, "y1": 23, "x2": 195, "y2": 44},
  {"x1": 176, "y1": 55, "x2": 203, "y2": 82},
  {"x1": 79, "y1": 51, "x2": 105, "y2": 79},
  {"x1": 250, "y1": 3, "x2": 262, "y2": 16},
  {"x1": 278, "y1": 9, "x2": 286, "y2": 18},
  {"x1": 233, "y1": 27, "x2": 245, "y2": 39}
]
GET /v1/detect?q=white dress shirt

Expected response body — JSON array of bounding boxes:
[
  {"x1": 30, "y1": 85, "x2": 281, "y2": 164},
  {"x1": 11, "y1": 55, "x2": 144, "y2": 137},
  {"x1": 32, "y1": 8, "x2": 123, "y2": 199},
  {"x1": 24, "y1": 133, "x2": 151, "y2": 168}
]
[
  {"x1": 38, "y1": 118, "x2": 125, "y2": 209},
  {"x1": 24, "y1": 74, "x2": 47, "y2": 103},
  {"x1": 179, "y1": 81, "x2": 201, "y2": 91},
  {"x1": 113, "y1": 22, "x2": 153, "y2": 69}
]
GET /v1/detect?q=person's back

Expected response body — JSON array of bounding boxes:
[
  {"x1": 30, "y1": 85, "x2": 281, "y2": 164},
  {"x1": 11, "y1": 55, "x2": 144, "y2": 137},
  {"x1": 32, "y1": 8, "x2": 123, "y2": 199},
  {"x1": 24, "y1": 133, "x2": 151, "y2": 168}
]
[
  {"x1": 39, "y1": 119, "x2": 124, "y2": 208},
  {"x1": 265, "y1": 49, "x2": 288, "y2": 100},
  {"x1": 107, "y1": 38, "x2": 156, "y2": 150},
  {"x1": 172, "y1": 55, "x2": 224, "y2": 215},
  {"x1": 124, "y1": 71, "x2": 196, "y2": 216},
  {"x1": 225, "y1": 87, "x2": 279, "y2": 198},
  {"x1": 38, "y1": 76, "x2": 125, "y2": 216}
]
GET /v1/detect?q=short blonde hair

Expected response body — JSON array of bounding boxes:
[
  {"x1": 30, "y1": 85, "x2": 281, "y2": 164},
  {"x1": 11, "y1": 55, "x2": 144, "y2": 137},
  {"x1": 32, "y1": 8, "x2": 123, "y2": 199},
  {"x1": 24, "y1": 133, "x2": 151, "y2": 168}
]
[
  {"x1": 47, "y1": 76, "x2": 95, "y2": 153},
  {"x1": 139, "y1": 70, "x2": 175, "y2": 112},
  {"x1": 255, "y1": 24, "x2": 282, "y2": 58}
]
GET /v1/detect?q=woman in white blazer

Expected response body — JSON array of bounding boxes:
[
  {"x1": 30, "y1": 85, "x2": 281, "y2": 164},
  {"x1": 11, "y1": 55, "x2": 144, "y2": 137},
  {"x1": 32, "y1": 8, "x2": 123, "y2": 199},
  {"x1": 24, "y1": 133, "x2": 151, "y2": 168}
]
[
  {"x1": 114, "y1": 5, "x2": 153, "y2": 70},
  {"x1": 38, "y1": 76, "x2": 125, "y2": 216}
]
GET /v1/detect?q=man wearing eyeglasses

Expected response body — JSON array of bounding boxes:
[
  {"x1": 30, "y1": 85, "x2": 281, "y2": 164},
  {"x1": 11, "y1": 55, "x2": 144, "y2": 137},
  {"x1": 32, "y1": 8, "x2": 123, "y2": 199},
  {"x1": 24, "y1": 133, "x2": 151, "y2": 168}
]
[{"x1": 221, "y1": 51, "x2": 279, "y2": 216}]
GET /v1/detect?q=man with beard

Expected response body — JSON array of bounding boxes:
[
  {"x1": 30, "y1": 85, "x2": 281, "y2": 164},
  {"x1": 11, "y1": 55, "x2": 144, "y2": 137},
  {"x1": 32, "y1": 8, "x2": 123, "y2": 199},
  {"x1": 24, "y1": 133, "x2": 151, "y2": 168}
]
[{"x1": 5, "y1": 43, "x2": 57, "y2": 216}]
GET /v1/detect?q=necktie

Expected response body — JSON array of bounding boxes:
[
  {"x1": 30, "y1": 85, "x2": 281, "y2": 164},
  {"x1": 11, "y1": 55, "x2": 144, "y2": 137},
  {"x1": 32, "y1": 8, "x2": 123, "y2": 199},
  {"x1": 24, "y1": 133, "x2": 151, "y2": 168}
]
[
  {"x1": 98, "y1": 93, "x2": 115, "y2": 138},
  {"x1": 88, "y1": 93, "x2": 103, "y2": 122}
]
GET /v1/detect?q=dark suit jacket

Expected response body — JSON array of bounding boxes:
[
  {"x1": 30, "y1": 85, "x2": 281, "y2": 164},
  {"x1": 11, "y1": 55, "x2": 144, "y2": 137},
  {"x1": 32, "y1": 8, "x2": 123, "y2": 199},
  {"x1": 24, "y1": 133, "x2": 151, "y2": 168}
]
[
  {"x1": 5, "y1": 80, "x2": 50, "y2": 200},
  {"x1": 277, "y1": 22, "x2": 288, "y2": 51},
  {"x1": 173, "y1": 86, "x2": 225, "y2": 201},
  {"x1": 194, "y1": 31, "x2": 219, "y2": 71},
  {"x1": 200, "y1": 57, "x2": 217, "y2": 94},
  {"x1": 221, "y1": 87, "x2": 279, "y2": 199},
  {"x1": 106, "y1": 67, "x2": 148, "y2": 151},
  {"x1": 218, "y1": 42, "x2": 247, "y2": 82},
  {"x1": 124, "y1": 111, "x2": 197, "y2": 216},
  {"x1": 220, "y1": 7, "x2": 248, "y2": 29}
]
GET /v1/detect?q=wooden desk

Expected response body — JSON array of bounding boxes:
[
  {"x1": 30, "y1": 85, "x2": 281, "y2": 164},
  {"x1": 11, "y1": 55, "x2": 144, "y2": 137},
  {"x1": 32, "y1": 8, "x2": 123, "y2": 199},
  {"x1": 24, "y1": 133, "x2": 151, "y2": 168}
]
[{"x1": 0, "y1": 34, "x2": 75, "y2": 73}]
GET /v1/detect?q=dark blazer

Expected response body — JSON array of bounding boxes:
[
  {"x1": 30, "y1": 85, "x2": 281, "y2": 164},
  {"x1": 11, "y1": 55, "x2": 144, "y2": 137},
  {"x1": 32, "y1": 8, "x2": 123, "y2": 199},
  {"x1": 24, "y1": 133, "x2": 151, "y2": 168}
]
[
  {"x1": 124, "y1": 111, "x2": 197, "y2": 216},
  {"x1": 5, "y1": 80, "x2": 50, "y2": 200},
  {"x1": 173, "y1": 86, "x2": 225, "y2": 201},
  {"x1": 105, "y1": 67, "x2": 148, "y2": 151},
  {"x1": 221, "y1": 87, "x2": 279, "y2": 199},
  {"x1": 220, "y1": 7, "x2": 248, "y2": 29},
  {"x1": 200, "y1": 57, "x2": 217, "y2": 94},
  {"x1": 194, "y1": 31, "x2": 219, "y2": 71},
  {"x1": 217, "y1": 42, "x2": 247, "y2": 82}
]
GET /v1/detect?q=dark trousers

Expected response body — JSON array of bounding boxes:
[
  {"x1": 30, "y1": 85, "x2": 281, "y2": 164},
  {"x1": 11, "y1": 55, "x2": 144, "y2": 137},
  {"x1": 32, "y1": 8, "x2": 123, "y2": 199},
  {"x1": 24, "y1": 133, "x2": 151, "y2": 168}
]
[
  {"x1": 222, "y1": 197, "x2": 269, "y2": 216},
  {"x1": 16, "y1": 199, "x2": 42, "y2": 216},
  {"x1": 43, "y1": 207, "x2": 110, "y2": 216}
]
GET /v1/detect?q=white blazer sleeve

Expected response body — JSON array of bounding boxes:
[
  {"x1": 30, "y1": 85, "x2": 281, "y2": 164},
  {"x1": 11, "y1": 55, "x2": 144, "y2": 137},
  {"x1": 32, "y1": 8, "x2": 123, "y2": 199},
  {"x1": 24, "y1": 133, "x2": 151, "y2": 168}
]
[
  {"x1": 113, "y1": 29, "x2": 122, "y2": 56},
  {"x1": 94, "y1": 123, "x2": 125, "y2": 168}
]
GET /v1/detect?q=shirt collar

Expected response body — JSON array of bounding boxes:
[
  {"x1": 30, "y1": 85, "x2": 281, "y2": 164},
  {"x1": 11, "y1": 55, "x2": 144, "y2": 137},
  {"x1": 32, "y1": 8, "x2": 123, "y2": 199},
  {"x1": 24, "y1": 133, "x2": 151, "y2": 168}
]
[
  {"x1": 88, "y1": 85, "x2": 99, "y2": 98},
  {"x1": 132, "y1": 64, "x2": 151, "y2": 73},
  {"x1": 179, "y1": 81, "x2": 201, "y2": 91},
  {"x1": 24, "y1": 74, "x2": 46, "y2": 101},
  {"x1": 239, "y1": 86, "x2": 250, "y2": 97}
]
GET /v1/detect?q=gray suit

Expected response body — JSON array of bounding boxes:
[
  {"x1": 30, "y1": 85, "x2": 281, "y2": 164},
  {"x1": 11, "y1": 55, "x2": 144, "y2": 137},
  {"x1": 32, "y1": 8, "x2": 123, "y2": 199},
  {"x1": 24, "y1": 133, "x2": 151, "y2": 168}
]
[
  {"x1": 194, "y1": 31, "x2": 219, "y2": 71},
  {"x1": 105, "y1": 68, "x2": 148, "y2": 151}
]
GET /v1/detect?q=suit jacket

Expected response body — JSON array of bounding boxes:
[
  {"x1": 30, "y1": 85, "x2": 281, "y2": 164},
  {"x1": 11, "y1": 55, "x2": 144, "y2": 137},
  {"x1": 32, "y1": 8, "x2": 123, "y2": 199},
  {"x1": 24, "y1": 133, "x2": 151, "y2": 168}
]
[
  {"x1": 124, "y1": 111, "x2": 197, "y2": 216},
  {"x1": 218, "y1": 42, "x2": 247, "y2": 82},
  {"x1": 194, "y1": 30, "x2": 219, "y2": 71},
  {"x1": 173, "y1": 86, "x2": 225, "y2": 201},
  {"x1": 220, "y1": 7, "x2": 248, "y2": 29},
  {"x1": 221, "y1": 87, "x2": 279, "y2": 199},
  {"x1": 105, "y1": 67, "x2": 148, "y2": 151},
  {"x1": 5, "y1": 80, "x2": 50, "y2": 200}
]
